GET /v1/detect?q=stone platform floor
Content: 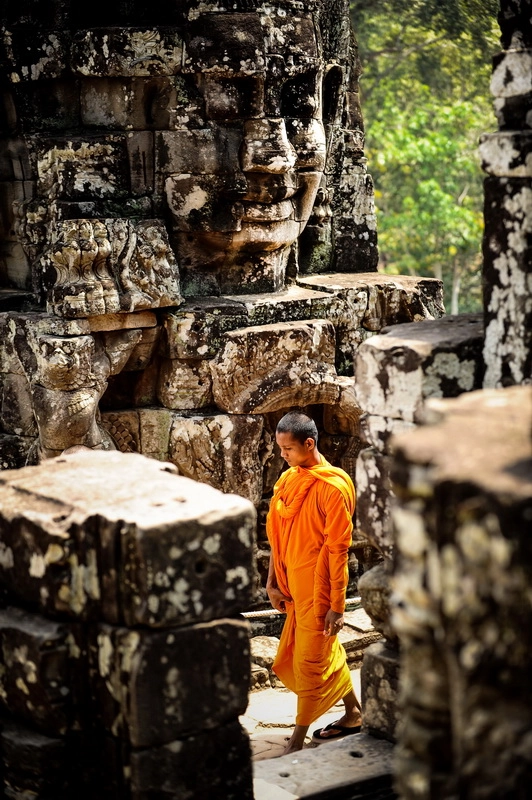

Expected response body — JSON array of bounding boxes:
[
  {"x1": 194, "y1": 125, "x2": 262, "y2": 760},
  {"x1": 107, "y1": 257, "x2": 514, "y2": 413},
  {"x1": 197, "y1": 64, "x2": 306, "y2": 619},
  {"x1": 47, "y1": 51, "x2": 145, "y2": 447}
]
[
  {"x1": 241, "y1": 667, "x2": 362, "y2": 762},
  {"x1": 241, "y1": 668, "x2": 396, "y2": 799}
]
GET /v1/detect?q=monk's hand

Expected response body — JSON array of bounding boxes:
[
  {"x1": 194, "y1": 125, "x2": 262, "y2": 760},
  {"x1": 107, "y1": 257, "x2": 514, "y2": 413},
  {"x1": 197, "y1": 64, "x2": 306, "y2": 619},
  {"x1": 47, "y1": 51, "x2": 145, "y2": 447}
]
[
  {"x1": 323, "y1": 609, "x2": 344, "y2": 637},
  {"x1": 267, "y1": 586, "x2": 292, "y2": 613}
]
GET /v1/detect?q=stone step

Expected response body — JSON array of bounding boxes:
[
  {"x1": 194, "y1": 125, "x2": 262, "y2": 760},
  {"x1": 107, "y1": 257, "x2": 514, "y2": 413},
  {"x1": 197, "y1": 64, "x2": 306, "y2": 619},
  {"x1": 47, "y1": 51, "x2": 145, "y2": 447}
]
[{"x1": 254, "y1": 733, "x2": 396, "y2": 799}]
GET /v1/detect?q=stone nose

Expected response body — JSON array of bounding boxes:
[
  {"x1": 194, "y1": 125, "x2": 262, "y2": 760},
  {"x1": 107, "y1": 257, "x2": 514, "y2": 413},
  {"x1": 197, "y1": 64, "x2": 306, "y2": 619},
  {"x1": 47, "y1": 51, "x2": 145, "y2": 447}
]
[{"x1": 240, "y1": 119, "x2": 297, "y2": 174}]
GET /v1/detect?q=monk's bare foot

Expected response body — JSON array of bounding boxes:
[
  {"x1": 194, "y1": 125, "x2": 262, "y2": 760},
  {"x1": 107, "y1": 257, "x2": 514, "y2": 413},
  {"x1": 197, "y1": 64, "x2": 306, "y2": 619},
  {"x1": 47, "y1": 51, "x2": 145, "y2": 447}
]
[{"x1": 281, "y1": 738, "x2": 304, "y2": 755}]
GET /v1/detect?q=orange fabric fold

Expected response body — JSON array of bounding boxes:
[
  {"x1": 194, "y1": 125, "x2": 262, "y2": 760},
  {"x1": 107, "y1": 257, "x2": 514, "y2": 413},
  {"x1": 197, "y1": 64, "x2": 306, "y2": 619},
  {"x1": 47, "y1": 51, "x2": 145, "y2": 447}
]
[{"x1": 266, "y1": 456, "x2": 356, "y2": 726}]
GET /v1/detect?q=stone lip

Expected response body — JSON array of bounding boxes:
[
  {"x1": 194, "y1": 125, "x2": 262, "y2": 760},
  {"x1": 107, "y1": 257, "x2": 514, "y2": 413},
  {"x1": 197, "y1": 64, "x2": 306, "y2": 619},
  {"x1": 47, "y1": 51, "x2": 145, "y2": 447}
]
[
  {"x1": 253, "y1": 732, "x2": 394, "y2": 799},
  {"x1": 391, "y1": 385, "x2": 532, "y2": 500},
  {"x1": 0, "y1": 449, "x2": 256, "y2": 626},
  {"x1": 1, "y1": 448, "x2": 252, "y2": 527}
]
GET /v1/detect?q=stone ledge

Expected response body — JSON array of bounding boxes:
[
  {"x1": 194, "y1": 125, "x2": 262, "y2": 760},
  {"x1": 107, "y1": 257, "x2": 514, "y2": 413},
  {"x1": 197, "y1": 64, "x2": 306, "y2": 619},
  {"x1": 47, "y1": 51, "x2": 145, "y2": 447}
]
[{"x1": 254, "y1": 733, "x2": 395, "y2": 799}]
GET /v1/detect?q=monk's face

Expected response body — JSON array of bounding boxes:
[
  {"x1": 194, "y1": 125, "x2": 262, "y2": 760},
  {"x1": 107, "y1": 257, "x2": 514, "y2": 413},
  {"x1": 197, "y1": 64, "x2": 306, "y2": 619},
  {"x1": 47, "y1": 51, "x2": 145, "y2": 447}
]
[{"x1": 276, "y1": 431, "x2": 316, "y2": 468}]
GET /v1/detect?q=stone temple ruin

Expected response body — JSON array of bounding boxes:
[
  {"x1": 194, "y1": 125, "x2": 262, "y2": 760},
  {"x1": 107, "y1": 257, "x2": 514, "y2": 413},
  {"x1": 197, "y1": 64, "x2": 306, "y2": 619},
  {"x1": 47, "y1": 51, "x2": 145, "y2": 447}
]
[{"x1": 0, "y1": 0, "x2": 530, "y2": 797}]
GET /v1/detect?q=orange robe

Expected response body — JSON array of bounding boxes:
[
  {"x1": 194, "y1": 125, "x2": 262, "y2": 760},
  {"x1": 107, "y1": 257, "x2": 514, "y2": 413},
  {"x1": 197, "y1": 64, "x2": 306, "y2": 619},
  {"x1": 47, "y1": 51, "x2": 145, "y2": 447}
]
[{"x1": 266, "y1": 456, "x2": 356, "y2": 726}]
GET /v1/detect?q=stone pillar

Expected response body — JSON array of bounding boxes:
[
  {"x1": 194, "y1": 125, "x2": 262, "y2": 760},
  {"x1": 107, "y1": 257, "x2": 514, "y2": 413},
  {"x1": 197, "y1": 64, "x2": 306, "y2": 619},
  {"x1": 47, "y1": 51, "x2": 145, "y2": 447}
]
[
  {"x1": 480, "y1": 0, "x2": 532, "y2": 387},
  {"x1": 0, "y1": 449, "x2": 256, "y2": 799},
  {"x1": 353, "y1": 314, "x2": 484, "y2": 742},
  {"x1": 391, "y1": 386, "x2": 532, "y2": 799}
]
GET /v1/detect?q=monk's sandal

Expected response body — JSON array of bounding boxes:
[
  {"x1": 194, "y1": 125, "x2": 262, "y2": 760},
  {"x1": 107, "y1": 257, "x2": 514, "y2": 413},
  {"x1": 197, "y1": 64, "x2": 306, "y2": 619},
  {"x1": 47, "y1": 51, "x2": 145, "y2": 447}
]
[{"x1": 312, "y1": 721, "x2": 361, "y2": 742}]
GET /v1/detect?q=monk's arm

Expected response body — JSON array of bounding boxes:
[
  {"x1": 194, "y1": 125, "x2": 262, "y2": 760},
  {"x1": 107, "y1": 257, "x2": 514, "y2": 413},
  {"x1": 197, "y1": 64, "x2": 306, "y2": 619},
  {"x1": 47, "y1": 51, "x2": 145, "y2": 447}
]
[{"x1": 266, "y1": 553, "x2": 292, "y2": 613}]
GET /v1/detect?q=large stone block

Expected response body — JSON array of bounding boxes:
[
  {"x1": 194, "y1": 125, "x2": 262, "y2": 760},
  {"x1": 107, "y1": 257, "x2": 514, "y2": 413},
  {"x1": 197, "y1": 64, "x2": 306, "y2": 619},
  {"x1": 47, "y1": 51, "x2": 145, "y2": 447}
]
[
  {"x1": 0, "y1": 450, "x2": 255, "y2": 626},
  {"x1": 225, "y1": 284, "x2": 337, "y2": 328},
  {"x1": 168, "y1": 412, "x2": 264, "y2": 505},
  {"x1": 71, "y1": 28, "x2": 184, "y2": 78},
  {"x1": 1, "y1": 29, "x2": 68, "y2": 82},
  {"x1": 355, "y1": 314, "x2": 484, "y2": 422},
  {"x1": 322, "y1": 376, "x2": 362, "y2": 436},
  {"x1": 479, "y1": 130, "x2": 532, "y2": 176},
  {"x1": 391, "y1": 386, "x2": 532, "y2": 798},
  {"x1": 361, "y1": 640, "x2": 400, "y2": 742},
  {"x1": 90, "y1": 619, "x2": 250, "y2": 748},
  {"x1": 157, "y1": 357, "x2": 213, "y2": 410},
  {"x1": 210, "y1": 319, "x2": 340, "y2": 413},
  {"x1": 0, "y1": 606, "x2": 86, "y2": 736},
  {"x1": 160, "y1": 298, "x2": 248, "y2": 360},
  {"x1": 34, "y1": 134, "x2": 132, "y2": 200},
  {"x1": 1, "y1": 719, "x2": 75, "y2": 798},
  {"x1": 355, "y1": 447, "x2": 394, "y2": 558},
  {"x1": 483, "y1": 176, "x2": 532, "y2": 387},
  {"x1": 297, "y1": 272, "x2": 444, "y2": 374},
  {"x1": 130, "y1": 721, "x2": 253, "y2": 800},
  {"x1": 80, "y1": 76, "x2": 181, "y2": 131}
]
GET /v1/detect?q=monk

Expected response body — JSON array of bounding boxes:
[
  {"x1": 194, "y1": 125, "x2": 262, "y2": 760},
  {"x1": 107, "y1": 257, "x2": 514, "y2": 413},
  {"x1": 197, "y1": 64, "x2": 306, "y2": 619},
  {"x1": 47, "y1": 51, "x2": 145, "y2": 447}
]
[{"x1": 266, "y1": 411, "x2": 362, "y2": 755}]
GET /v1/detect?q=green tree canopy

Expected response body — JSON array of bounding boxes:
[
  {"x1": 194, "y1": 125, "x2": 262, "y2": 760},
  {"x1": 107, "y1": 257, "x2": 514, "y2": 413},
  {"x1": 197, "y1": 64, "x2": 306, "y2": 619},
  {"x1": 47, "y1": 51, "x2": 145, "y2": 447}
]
[{"x1": 351, "y1": 0, "x2": 500, "y2": 312}]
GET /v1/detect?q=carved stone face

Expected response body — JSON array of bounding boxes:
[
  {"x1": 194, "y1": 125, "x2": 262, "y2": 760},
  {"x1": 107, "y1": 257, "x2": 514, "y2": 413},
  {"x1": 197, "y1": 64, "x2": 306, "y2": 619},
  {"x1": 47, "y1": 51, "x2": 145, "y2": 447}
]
[{"x1": 165, "y1": 8, "x2": 327, "y2": 294}]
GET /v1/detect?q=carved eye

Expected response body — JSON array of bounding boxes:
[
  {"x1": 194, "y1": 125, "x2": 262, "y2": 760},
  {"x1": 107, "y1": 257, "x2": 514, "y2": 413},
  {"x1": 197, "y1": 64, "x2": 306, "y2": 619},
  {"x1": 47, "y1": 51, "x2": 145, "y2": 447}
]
[{"x1": 280, "y1": 70, "x2": 320, "y2": 119}]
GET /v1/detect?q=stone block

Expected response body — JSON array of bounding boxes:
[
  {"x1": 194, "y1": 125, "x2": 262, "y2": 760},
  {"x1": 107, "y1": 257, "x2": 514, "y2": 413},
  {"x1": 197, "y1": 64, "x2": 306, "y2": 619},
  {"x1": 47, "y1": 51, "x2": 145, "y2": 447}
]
[
  {"x1": 0, "y1": 450, "x2": 255, "y2": 626},
  {"x1": 0, "y1": 606, "x2": 86, "y2": 736},
  {"x1": 43, "y1": 218, "x2": 182, "y2": 318},
  {"x1": 391, "y1": 386, "x2": 532, "y2": 798},
  {"x1": 254, "y1": 732, "x2": 394, "y2": 798},
  {"x1": 355, "y1": 447, "x2": 394, "y2": 557},
  {"x1": 155, "y1": 128, "x2": 242, "y2": 177},
  {"x1": 355, "y1": 314, "x2": 484, "y2": 422},
  {"x1": 130, "y1": 721, "x2": 253, "y2": 800},
  {"x1": 138, "y1": 408, "x2": 173, "y2": 461},
  {"x1": 11, "y1": 80, "x2": 81, "y2": 131},
  {"x1": 168, "y1": 412, "x2": 264, "y2": 505},
  {"x1": 71, "y1": 28, "x2": 184, "y2": 78},
  {"x1": 157, "y1": 357, "x2": 213, "y2": 410},
  {"x1": 297, "y1": 272, "x2": 444, "y2": 373},
  {"x1": 0, "y1": 372, "x2": 36, "y2": 436},
  {"x1": 323, "y1": 376, "x2": 362, "y2": 436},
  {"x1": 250, "y1": 635, "x2": 279, "y2": 672},
  {"x1": 80, "y1": 77, "x2": 180, "y2": 130},
  {"x1": 479, "y1": 130, "x2": 532, "y2": 176},
  {"x1": 357, "y1": 563, "x2": 396, "y2": 643},
  {"x1": 34, "y1": 134, "x2": 132, "y2": 200},
  {"x1": 483, "y1": 176, "x2": 532, "y2": 387},
  {"x1": 2, "y1": 29, "x2": 68, "y2": 82},
  {"x1": 0, "y1": 719, "x2": 86, "y2": 798},
  {"x1": 361, "y1": 640, "x2": 400, "y2": 742},
  {"x1": 0, "y1": 433, "x2": 34, "y2": 470},
  {"x1": 225, "y1": 284, "x2": 337, "y2": 328},
  {"x1": 160, "y1": 298, "x2": 248, "y2": 359},
  {"x1": 127, "y1": 131, "x2": 155, "y2": 195},
  {"x1": 210, "y1": 319, "x2": 340, "y2": 413},
  {"x1": 90, "y1": 619, "x2": 250, "y2": 748},
  {"x1": 359, "y1": 413, "x2": 415, "y2": 453},
  {"x1": 491, "y1": 49, "x2": 532, "y2": 98}
]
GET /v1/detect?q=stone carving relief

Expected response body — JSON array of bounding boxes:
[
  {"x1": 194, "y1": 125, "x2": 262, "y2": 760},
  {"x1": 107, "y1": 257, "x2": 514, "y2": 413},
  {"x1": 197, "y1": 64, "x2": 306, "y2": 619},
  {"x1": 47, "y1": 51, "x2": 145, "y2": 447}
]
[{"x1": 43, "y1": 218, "x2": 182, "y2": 318}]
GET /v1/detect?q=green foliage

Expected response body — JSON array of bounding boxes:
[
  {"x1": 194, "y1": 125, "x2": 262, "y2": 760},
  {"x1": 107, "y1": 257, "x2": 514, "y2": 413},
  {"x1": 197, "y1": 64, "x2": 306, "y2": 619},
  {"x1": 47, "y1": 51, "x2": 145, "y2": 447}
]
[{"x1": 351, "y1": 0, "x2": 500, "y2": 312}]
